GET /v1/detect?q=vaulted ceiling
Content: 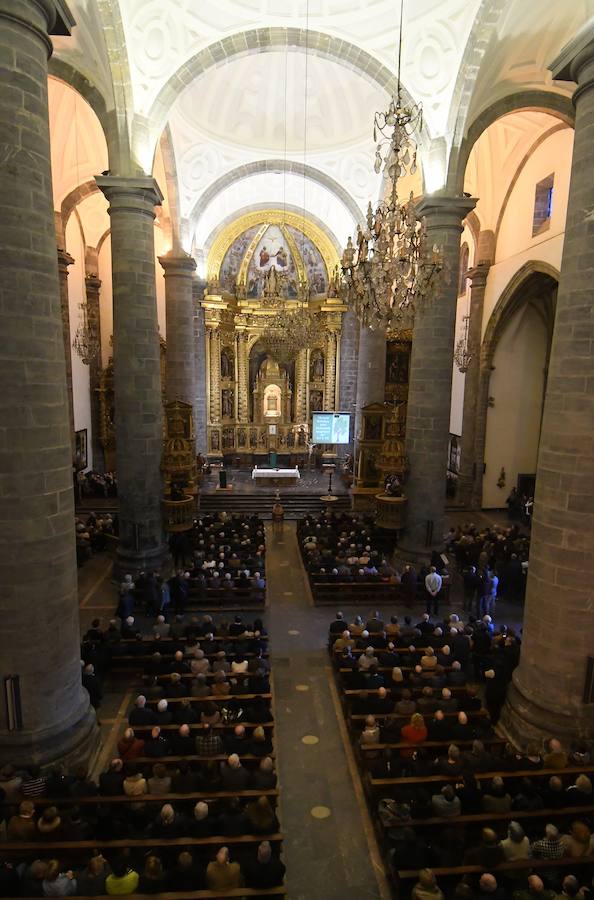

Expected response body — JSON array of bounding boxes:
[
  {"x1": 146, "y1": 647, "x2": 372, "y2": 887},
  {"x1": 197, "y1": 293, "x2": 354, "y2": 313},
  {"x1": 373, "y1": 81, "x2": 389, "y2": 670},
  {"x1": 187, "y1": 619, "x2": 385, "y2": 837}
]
[{"x1": 49, "y1": 0, "x2": 594, "y2": 252}]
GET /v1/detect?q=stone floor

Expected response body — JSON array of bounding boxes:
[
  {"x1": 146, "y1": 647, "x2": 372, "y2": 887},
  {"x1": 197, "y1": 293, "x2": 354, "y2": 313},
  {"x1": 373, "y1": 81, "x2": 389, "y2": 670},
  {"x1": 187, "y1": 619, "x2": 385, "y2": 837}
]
[
  {"x1": 76, "y1": 509, "x2": 525, "y2": 898},
  {"x1": 201, "y1": 467, "x2": 348, "y2": 495}
]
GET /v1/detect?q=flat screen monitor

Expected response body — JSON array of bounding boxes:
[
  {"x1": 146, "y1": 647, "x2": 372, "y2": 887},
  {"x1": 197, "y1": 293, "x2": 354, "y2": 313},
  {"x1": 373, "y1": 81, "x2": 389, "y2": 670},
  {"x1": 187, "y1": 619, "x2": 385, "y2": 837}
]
[{"x1": 312, "y1": 412, "x2": 351, "y2": 445}]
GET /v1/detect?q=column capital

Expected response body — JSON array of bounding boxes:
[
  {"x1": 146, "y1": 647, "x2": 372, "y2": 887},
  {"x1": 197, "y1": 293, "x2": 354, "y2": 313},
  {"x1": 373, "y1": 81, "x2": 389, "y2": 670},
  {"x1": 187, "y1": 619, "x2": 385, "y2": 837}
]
[
  {"x1": 550, "y1": 21, "x2": 594, "y2": 90},
  {"x1": 95, "y1": 175, "x2": 164, "y2": 217},
  {"x1": 466, "y1": 261, "x2": 491, "y2": 289},
  {"x1": 158, "y1": 251, "x2": 197, "y2": 276},
  {"x1": 416, "y1": 192, "x2": 478, "y2": 232},
  {"x1": 57, "y1": 247, "x2": 74, "y2": 272},
  {"x1": 85, "y1": 272, "x2": 101, "y2": 291}
]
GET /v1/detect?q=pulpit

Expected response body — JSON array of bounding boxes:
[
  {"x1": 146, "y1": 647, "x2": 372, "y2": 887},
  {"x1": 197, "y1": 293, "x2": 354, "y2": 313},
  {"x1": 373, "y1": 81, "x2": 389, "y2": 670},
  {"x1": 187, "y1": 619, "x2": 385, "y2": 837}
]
[{"x1": 162, "y1": 400, "x2": 198, "y2": 498}]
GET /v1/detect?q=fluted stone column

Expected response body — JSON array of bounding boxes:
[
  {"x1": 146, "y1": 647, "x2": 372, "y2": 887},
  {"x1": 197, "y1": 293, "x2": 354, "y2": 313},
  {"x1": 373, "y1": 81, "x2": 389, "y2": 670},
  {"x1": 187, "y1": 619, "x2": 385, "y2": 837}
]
[
  {"x1": 457, "y1": 262, "x2": 491, "y2": 508},
  {"x1": 208, "y1": 327, "x2": 222, "y2": 422},
  {"x1": 500, "y1": 29, "x2": 594, "y2": 745},
  {"x1": 323, "y1": 330, "x2": 337, "y2": 410},
  {"x1": 96, "y1": 176, "x2": 167, "y2": 574},
  {"x1": 159, "y1": 251, "x2": 197, "y2": 411},
  {"x1": 57, "y1": 248, "x2": 75, "y2": 451},
  {"x1": 399, "y1": 193, "x2": 476, "y2": 556},
  {"x1": 192, "y1": 278, "x2": 208, "y2": 453},
  {"x1": 354, "y1": 324, "x2": 386, "y2": 442},
  {"x1": 237, "y1": 331, "x2": 249, "y2": 422},
  {"x1": 294, "y1": 349, "x2": 308, "y2": 422},
  {"x1": 339, "y1": 309, "x2": 359, "y2": 453},
  {"x1": 0, "y1": 0, "x2": 96, "y2": 765},
  {"x1": 84, "y1": 271, "x2": 104, "y2": 470}
]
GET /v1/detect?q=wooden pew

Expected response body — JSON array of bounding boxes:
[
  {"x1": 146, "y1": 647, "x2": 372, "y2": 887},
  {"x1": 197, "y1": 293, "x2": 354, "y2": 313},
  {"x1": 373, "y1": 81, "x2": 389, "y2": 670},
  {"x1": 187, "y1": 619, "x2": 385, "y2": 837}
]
[
  {"x1": 370, "y1": 764, "x2": 594, "y2": 788},
  {"x1": 379, "y1": 803, "x2": 594, "y2": 830},
  {"x1": 0, "y1": 834, "x2": 284, "y2": 852},
  {"x1": 27, "y1": 789, "x2": 280, "y2": 807}
]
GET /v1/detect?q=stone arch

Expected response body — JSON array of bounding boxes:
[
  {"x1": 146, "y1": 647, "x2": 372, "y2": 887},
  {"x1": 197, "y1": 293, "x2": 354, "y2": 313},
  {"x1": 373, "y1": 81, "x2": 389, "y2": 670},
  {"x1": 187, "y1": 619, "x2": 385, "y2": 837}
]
[
  {"x1": 202, "y1": 202, "x2": 343, "y2": 261},
  {"x1": 189, "y1": 160, "x2": 365, "y2": 236},
  {"x1": 61, "y1": 180, "x2": 101, "y2": 233},
  {"x1": 48, "y1": 60, "x2": 128, "y2": 173},
  {"x1": 471, "y1": 260, "x2": 559, "y2": 507},
  {"x1": 447, "y1": 90, "x2": 575, "y2": 192},
  {"x1": 142, "y1": 27, "x2": 431, "y2": 173}
]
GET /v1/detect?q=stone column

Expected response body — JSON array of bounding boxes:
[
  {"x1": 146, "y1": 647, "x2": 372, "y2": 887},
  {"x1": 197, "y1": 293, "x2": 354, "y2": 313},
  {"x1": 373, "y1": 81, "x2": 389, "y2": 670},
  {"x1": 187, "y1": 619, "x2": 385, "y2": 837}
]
[
  {"x1": 84, "y1": 270, "x2": 104, "y2": 471},
  {"x1": 354, "y1": 324, "x2": 386, "y2": 441},
  {"x1": 500, "y1": 29, "x2": 594, "y2": 745},
  {"x1": 294, "y1": 349, "x2": 308, "y2": 422},
  {"x1": 236, "y1": 331, "x2": 249, "y2": 422},
  {"x1": 57, "y1": 247, "x2": 75, "y2": 451},
  {"x1": 323, "y1": 330, "x2": 337, "y2": 410},
  {"x1": 399, "y1": 193, "x2": 476, "y2": 557},
  {"x1": 339, "y1": 309, "x2": 359, "y2": 453},
  {"x1": 158, "y1": 251, "x2": 197, "y2": 411},
  {"x1": 456, "y1": 262, "x2": 491, "y2": 507},
  {"x1": 192, "y1": 278, "x2": 208, "y2": 453},
  {"x1": 95, "y1": 175, "x2": 167, "y2": 574},
  {"x1": 209, "y1": 326, "x2": 221, "y2": 422},
  {"x1": 0, "y1": 0, "x2": 96, "y2": 766}
]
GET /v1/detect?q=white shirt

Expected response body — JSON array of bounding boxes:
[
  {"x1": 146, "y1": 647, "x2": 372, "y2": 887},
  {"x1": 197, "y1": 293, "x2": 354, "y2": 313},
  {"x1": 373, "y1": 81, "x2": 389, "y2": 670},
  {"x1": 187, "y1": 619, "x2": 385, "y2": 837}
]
[{"x1": 425, "y1": 572, "x2": 442, "y2": 595}]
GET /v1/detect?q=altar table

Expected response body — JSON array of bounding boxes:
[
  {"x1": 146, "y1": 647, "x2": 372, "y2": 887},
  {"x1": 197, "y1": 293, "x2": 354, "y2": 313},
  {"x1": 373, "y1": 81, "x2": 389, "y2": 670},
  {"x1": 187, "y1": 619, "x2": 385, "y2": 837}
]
[{"x1": 251, "y1": 466, "x2": 301, "y2": 486}]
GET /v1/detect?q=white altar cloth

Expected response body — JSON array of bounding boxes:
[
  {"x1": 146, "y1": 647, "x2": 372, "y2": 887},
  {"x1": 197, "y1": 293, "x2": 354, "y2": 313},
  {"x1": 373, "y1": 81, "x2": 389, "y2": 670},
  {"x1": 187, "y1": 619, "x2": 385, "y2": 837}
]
[{"x1": 251, "y1": 466, "x2": 300, "y2": 481}]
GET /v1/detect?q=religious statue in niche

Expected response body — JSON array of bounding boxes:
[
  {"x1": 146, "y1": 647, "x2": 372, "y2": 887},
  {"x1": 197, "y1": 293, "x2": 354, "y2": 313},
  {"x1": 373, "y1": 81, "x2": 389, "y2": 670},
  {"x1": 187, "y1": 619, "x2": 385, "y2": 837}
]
[
  {"x1": 297, "y1": 426, "x2": 307, "y2": 447},
  {"x1": 263, "y1": 266, "x2": 279, "y2": 297},
  {"x1": 287, "y1": 429, "x2": 295, "y2": 448},
  {"x1": 222, "y1": 389, "x2": 234, "y2": 419},
  {"x1": 310, "y1": 350, "x2": 324, "y2": 381},
  {"x1": 238, "y1": 427, "x2": 247, "y2": 447},
  {"x1": 211, "y1": 431, "x2": 220, "y2": 451},
  {"x1": 222, "y1": 427, "x2": 234, "y2": 450},
  {"x1": 387, "y1": 349, "x2": 409, "y2": 385},
  {"x1": 250, "y1": 429, "x2": 258, "y2": 449},
  {"x1": 309, "y1": 389, "x2": 323, "y2": 412},
  {"x1": 220, "y1": 348, "x2": 234, "y2": 379}
]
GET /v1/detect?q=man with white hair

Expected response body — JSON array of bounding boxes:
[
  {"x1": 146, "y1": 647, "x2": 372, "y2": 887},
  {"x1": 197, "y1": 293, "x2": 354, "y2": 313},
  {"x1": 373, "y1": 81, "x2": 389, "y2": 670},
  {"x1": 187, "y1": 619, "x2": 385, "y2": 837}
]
[
  {"x1": 192, "y1": 801, "x2": 212, "y2": 838},
  {"x1": 152, "y1": 614, "x2": 170, "y2": 637},
  {"x1": 155, "y1": 698, "x2": 173, "y2": 726},
  {"x1": 358, "y1": 646, "x2": 378, "y2": 671},
  {"x1": 252, "y1": 757, "x2": 276, "y2": 790},
  {"x1": 129, "y1": 694, "x2": 156, "y2": 727},
  {"x1": 244, "y1": 840, "x2": 286, "y2": 890},
  {"x1": 220, "y1": 753, "x2": 250, "y2": 791}
]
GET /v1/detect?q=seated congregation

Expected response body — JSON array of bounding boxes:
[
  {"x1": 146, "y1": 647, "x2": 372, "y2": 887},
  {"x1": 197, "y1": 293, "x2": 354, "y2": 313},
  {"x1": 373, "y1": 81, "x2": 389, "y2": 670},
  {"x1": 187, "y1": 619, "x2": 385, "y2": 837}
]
[
  {"x1": 329, "y1": 609, "x2": 594, "y2": 898},
  {"x1": 0, "y1": 610, "x2": 285, "y2": 897}
]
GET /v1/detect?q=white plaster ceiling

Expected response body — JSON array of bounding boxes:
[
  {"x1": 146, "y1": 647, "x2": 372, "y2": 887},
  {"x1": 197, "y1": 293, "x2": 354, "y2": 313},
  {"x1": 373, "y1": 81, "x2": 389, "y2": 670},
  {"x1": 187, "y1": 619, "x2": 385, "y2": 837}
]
[{"x1": 48, "y1": 78, "x2": 109, "y2": 208}]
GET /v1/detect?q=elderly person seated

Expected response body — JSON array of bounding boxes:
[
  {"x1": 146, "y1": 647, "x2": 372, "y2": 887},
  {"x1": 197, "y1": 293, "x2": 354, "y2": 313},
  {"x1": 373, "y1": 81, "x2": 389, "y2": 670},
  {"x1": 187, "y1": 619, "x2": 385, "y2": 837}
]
[
  {"x1": 400, "y1": 713, "x2": 427, "y2": 757},
  {"x1": 500, "y1": 820, "x2": 531, "y2": 860},
  {"x1": 411, "y1": 868, "x2": 445, "y2": 900}
]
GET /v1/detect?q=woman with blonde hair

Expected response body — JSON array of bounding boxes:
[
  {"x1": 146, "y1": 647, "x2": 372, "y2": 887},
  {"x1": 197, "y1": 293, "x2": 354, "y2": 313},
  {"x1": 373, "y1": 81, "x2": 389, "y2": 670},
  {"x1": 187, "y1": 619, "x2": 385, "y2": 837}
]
[{"x1": 400, "y1": 712, "x2": 427, "y2": 757}]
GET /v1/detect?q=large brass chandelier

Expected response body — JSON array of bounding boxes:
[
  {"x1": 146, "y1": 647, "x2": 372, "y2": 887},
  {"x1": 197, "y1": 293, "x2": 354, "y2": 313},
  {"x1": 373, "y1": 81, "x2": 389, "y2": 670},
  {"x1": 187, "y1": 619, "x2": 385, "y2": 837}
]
[
  {"x1": 340, "y1": 0, "x2": 443, "y2": 330},
  {"x1": 261, "y1": 304, "x2": 321, "y2": 365},
  {"x1": 73, "y1": 299, "x2": 100, "y2": 364}
]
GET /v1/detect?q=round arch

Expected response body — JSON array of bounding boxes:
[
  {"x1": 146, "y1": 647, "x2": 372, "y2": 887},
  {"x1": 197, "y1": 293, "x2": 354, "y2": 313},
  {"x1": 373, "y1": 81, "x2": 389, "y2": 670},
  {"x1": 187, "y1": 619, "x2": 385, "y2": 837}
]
[
  {"x1": 447, "y1": 90, "x2": 575, "y2": 192},
  {"x1": 190, "y1": 159, "x2": 365, "y2": 236},
  {"x1": 205, "y1": 207, "x2": 342, "y2": 284},
  {"x1": 470, "y1": 260, "x2": 559, "y2": 507},
  {"x1": 142, "y1": 27, "x2": 431, "y2": 175}
]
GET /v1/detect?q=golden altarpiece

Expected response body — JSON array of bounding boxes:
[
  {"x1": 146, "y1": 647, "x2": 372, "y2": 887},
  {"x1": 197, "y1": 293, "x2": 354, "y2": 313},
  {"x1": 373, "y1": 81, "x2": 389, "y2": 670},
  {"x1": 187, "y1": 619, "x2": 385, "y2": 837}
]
[{"x1": 201, "y1": 210, "x2": 346, "y2": 463}]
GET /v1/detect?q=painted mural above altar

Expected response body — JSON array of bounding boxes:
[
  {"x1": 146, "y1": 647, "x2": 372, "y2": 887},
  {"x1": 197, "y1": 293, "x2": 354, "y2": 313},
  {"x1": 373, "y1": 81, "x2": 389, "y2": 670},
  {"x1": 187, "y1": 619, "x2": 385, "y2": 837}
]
[{"x1": 215, "y1": 219, "x2": 329, "y2": 299}]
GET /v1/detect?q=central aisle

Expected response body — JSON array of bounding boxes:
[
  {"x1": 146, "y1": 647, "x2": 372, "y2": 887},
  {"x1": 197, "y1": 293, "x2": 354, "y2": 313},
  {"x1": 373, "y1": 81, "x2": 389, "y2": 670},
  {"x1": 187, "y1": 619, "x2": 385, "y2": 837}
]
[{"x1": 265, "y1": 522, "x2": 389, "y2": 900}]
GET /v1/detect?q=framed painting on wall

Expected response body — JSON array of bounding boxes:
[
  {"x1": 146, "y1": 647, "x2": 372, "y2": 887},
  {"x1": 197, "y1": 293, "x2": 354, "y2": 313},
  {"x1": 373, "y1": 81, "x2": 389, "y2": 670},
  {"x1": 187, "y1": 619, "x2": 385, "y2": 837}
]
[{"x1": 75, "y1": 429, "x2": 88, "y2": 471}]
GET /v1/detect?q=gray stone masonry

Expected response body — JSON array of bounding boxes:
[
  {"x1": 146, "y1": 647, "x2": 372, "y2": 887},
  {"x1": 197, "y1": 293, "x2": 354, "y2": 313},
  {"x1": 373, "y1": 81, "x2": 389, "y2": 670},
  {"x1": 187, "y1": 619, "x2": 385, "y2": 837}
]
[
  {"x1": 192, "y1": 277, "x2": 208, "y2": 454},
  {"x1": 159, "y1": 251, "x2": 197, "y2": 412},
  {"x1": 399, "y1": 194, "x2": 476, "y2": 558},
  {"x1": 456, "y1": 263, "x2": 490, "y2": 508},
  {"x1": 354, "y1": 323, "x2": 386, "y2": 443},
  {"x1": 0, "y1": 0, "x2": 96, "y2": 765},
  {"x1": 57, "y1": 247, "x2": 75, "y2": 452},
  {"x1": 501, "y1": 29, "x2": 594, "y2": 745},
  {"x1": 95, "y1": 176, "x2": 167, "y2": 575},
  {"x1": 338, "y1": 309, "x2": 359, "y2": 453}
]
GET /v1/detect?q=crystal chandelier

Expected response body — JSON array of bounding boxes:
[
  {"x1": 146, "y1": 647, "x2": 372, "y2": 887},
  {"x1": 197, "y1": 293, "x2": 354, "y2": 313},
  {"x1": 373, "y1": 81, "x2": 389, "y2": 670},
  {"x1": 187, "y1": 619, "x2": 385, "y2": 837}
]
[
  {"x1": 72, "y1": 300, "x2": 100, "y2": 364},
  {"x1": 340, "y1": 0, "x2": 443, "y2": 330},
  {"x1": 454, "y1": 314, "x2": 472, "y2": 373}
]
